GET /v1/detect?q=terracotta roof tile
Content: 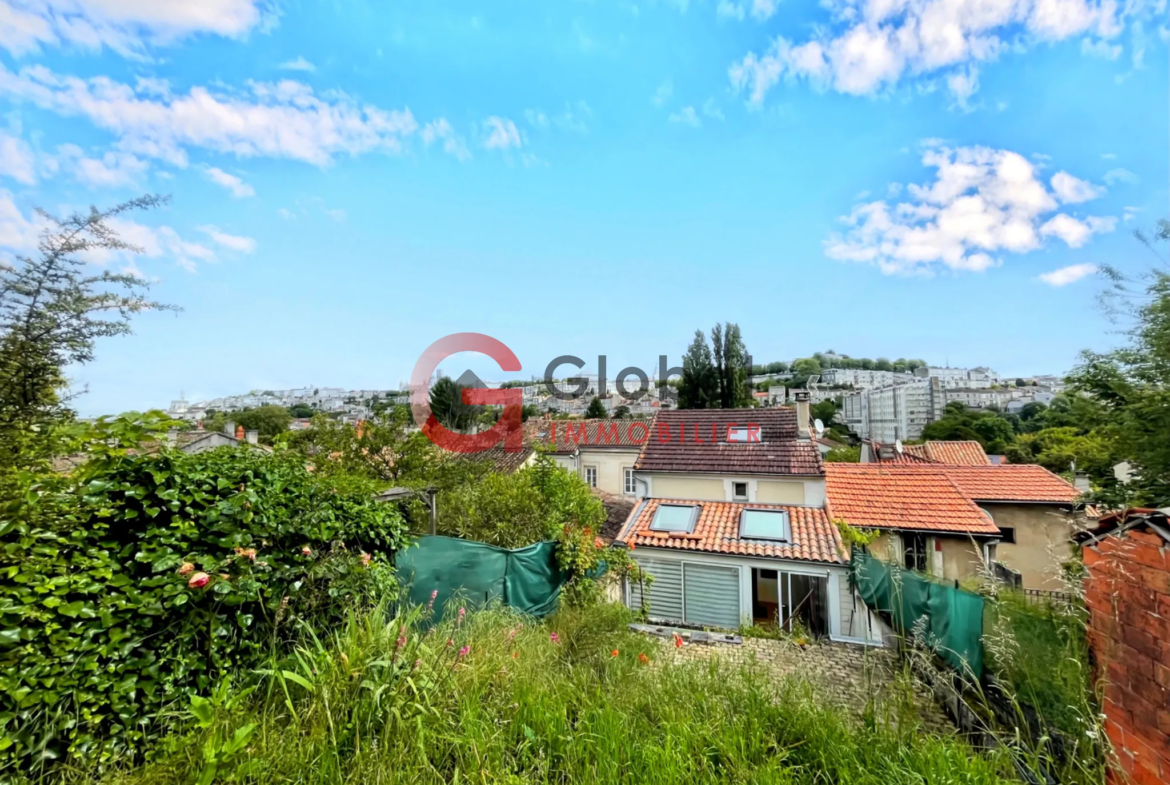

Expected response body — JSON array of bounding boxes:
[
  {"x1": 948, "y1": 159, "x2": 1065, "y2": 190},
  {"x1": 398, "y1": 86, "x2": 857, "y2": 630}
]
[
  {"x1": 615, "y1": 498, "x2": 844, "y2": 564},
  {"x1": 869, "y1": 440, "x2": 990, "y2": 465},
  {"x1": 931, "y1": 464, "x2": 1080, "y2": 503},
  {"x1": 541, "y1": 418, "x2": 655, "y2": 454},
  {"x1": 634, "y1": 408, "x2": 822, "y2": 477},
  {"x1": 825, "y1": 464, "x2": 1000, "y2": 534}
]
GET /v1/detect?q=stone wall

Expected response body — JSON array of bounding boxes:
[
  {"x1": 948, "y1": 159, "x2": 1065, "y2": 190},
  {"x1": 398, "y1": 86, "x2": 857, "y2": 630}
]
[
  {"x1": 653, "y1": 634, "x2": 952, "y2": 732},
  {"x1": 1083, "y1": 526, "x2": 1170, "y2": 785}
]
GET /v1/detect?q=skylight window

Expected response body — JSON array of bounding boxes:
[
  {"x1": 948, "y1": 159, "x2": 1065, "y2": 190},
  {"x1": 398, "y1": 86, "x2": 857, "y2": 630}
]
[
  {"x1": 739, "y1": 509, "x2": 790, "y2": 542},
  {"x1": 725, "y1": 425, "x2": 762, "y2": 443},
  {"x1": 650, "y1": 504, "x2": 699, "y2": 533}
]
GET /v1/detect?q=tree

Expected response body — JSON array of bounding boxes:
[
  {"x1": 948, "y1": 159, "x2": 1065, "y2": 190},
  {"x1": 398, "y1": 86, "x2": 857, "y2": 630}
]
[
  {"x1": 611, "y1": 405, "x2": 631, "y2": 418},
  {"x1": 289, "y1": 403, "x2": 315, "y2": 418},
  {"x1": 429, "y1": 376, "x2": 475, "y2": 432},
  {"x1": 227, "y1": 405, "x2": 291, "y2": 443},
  {"x1": 714, "y1": 322, "x2": 751, "y2": 408},
  {"x1": 679, "y1": 329, "x2": 718, "y2": 409},
  {"x1": 1068, "y1": 219, "x2": 1170, "y2": 503},
  {"x1": 810, "y1": 399, "x2": 837, "y2": 427},
  {"x1": 584, "y1": 397, "x2": 607, "y2": 418},
  {"x1": 0, "y1": 195, "x2": 174, "y2": 475},
  {"x1": 792, "y1": 358, "x2": 822, "y2": 378},
  {"x1": 824, "y1": 445, "x2": 861, "y2": 462}
]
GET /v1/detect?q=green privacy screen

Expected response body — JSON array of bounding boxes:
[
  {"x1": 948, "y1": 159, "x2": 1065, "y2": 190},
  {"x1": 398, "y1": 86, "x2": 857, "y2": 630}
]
[
  {"x1": 851, "y1": 547, "x2": 985, "y2": 678},
  {"x1": 395, "y1": 536, "x2": 568, "y2": 619}
]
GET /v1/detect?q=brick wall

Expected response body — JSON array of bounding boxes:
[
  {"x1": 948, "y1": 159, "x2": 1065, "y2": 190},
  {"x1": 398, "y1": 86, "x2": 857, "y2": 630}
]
[{"x1": 1083, "y1": 528, "x2": 1170, "y2": 785}]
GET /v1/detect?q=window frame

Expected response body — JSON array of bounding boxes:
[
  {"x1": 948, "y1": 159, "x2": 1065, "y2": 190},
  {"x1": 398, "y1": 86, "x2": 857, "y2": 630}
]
[
  {"x1": 732, "y1": 481, "x2": 749, "y2": 501},
  {"x1": 584, "y1": 465, "x2": 598, "y2": 488},
  {"x1": 738, "y1": 508, "x2": 791, "y2": 542},
  {"x1": 902, "y1": 532, "x2": 928, "y2": 573},
  {"x1": 649, "y1": 503, "x2": 700, "y2": 533},
  {"x1": 623, "y1": 467, "x2": 636, "y2": 495}
]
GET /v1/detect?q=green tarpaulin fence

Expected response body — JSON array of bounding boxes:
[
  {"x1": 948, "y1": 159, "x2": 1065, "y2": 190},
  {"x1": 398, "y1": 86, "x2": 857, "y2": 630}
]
[
  {"x1": 851, "y1": 547, "x2": 985, "y2": 677},
  {"x1": 395, "y1": 536, "x2": 568, "y2": 619}
]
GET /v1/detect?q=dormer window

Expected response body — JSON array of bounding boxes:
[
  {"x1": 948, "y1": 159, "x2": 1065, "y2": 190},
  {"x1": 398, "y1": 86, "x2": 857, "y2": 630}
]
[
  {"x1": 732, "y1": 482, "x2": 748, "y2": 501},
  {"x1": 739, "y1": 509, "x2": 790, "y2": 542},
  {"x1": 725, "y1": 425, "x2": 762, "y2": 443},
  {"x1": 650, "y1": 504, "x2": 699, "y2": 533}
]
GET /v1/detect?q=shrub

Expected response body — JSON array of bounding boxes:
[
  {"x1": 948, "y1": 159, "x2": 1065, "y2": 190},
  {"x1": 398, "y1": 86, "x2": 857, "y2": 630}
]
[{"x1": 0, "y1": 417, "x2": 406, "y2": 774}]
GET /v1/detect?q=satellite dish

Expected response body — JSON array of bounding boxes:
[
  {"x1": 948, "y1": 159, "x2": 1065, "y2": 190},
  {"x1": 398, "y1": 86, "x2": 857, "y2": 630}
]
[
  {"x1": 813, "y1": 419, "x2": 825, "y2": 437},
  {"x1": 895, "y1": 439, "x2": 904, "y2": 454}
]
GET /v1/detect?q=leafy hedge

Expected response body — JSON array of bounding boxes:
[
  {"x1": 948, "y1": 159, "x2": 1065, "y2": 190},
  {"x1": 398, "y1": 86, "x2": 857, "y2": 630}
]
[{"x1": 0, "y1": 419, "x2": 406, "y2": 773}]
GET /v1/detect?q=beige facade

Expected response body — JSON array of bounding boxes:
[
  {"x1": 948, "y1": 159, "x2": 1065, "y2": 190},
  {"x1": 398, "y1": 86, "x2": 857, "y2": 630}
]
[
  {"x1": 570, "y1": 447, "x2": 641, "y2": 496},
  {"x1": 637, "y1": 471, "x2": 825, "y2": 507},
  {"x1": 868, "y1": 532, "x2": 985, "y2": 583},
  {"x1": 982, "y1": 502, "x2": 1077, "y2": 590}
]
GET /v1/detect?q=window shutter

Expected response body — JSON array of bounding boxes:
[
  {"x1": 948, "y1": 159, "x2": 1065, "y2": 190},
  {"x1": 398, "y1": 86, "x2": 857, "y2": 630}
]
[
  {"x1": 683, "y1": 563, "x2": 741, "y2": 629},
  {"x1": 629, "y1": 557, "x2": 683, "y2": 621}
]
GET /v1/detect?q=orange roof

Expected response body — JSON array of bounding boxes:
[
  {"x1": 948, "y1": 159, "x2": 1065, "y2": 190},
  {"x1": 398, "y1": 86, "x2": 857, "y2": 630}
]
[
  {"x1": 933, "y1": 464, "x2": 1080, "y2": 503},
  {"x1": 825, "y1": 464, "x2": 1000, "y2": 534},
  {"x1": 869, "y1": 440, "x2": 990, "y2": 465},
  {"x1": 615, "y1": 498, "x2": 845, "y2": 564}
]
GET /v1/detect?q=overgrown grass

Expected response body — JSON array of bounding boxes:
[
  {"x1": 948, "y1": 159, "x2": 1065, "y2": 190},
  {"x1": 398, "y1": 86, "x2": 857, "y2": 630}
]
[{"x1": 56, "y1": 602, "x2": 1034, "y2": 785}]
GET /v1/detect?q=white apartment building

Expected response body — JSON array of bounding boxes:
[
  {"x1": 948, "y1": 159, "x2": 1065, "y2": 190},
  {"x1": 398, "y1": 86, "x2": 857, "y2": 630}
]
[
  {"x1": 841, "y1": 378, "x2": 945, "y2": 442},
  {"x1": 913, "y1": 366, "x2": 1000, "y2": 389},
  {"x1": 820, "y1": 368, "x2": 913, "y2": 389}
]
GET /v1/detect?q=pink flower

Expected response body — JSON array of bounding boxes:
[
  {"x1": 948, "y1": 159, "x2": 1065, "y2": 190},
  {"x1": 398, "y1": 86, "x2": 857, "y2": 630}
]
[
  {"x1": 447, "y1": 638, "x2": 454, "y2": 648},
  {"x1": 427, "y1": 589, "x2": 438, "y2": 610},
  {"x1": 234, "y1": 547, "x2": 257, "y2": 561},
  {"x1": 550, "y1": 632, "x2": 560, "y2": 644},
  {"x1": 301, "y1": 546, "x2": 312, "y2": 556},
  {"x1": 457, "y1": 607, "x2": 466, "y2": 626},
  {"x1": 177, "y1": 562, "x2": 194, "y2": 576},
  {"x1": 458, "y1": 645, "x2": 470, "y2": 659},
  {"x1": 360, "y1": 552, "x2": 371, "y2": 567},
  {"x1": 396, "y1": 635, "x2": 407, "y2": 650},
  {"x1": 412, "y1": 659, "x2": 421, "y2": 671},
  {"x1": 187, "y1": 572, "x2": 210, "y2": 589}
]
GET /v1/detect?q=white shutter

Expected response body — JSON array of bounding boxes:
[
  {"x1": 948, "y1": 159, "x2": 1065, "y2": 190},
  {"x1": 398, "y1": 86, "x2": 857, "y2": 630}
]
[
  {"x1": 683, "y1": 563, "x2": 741, "y2": 629},
  {"x1": 628, "y1": 557, "x2": 683, "y2": 621}
]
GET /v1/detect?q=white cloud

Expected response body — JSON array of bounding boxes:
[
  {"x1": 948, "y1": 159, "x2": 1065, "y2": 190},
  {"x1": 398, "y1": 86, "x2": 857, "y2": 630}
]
[
  {"x1": 1081, "y1": 37, "x2": 1123, "y2": 58},
  {"x1": 702, "y1": 97, "x2": 725, "y2": 121},
  {"x1": 482, "y1": 116, "x2": 521, "y2": 150},
  {"x1": 750, "y1": 0, "x2": 778, "y2": 21},
  {"x1": 1039, "y1": 262, "x2": 1098, "y2": 286},
  {"x1": 1103, "y1": 167, "x2": 1139, "y2": 185},
  {"x1": 669, "y1": 105, "x2": 701, "y2": 127},
  {"x1": 1101, "y1": 152, "x2": 1117, "y2": 159},
  {"x1": 527, "y1": 101, "x2": 592, "y2": 135},
  {"x1": 0, "y1": 64, "x2": 420, "y2": 168},
  {"x1": 420, "y1": 119, "x2": 471, "y2": 161},
  {"x1": 825, "y1": 143, "x2": 1117, "y2": 275},
  {"x1": 652, "y1": 79, "x2": 673, "y2": 107},
  {"x1": 57, "y1": 144, "x2": 148, "y2": 187},
  {"x1": 0, "y1": 130, "x2": 38, "y2": 184},
  {"x1": 0, "y1": 188, "x2": 42, "y2": 256},
  {"x1": 0, "y1": 0, "x2": 267, "y2": 58},
  {"x1": 729, "y1": 0, "x2": 1137, "y2": 106},
  {"x1": 1050, "y1": 170, "x2": 1105, "y2": 203},
  {"x1": 1039, "y1": 213, "x2": 1116, "y2": 247},
  {"x1": 200, "y1": 225, "x2": 256, "y2": 253},
  {"x1": 278, "y1": 56, "x2": 316, "y2": 72},
  {"x1": 716, "y1": 0, "x2": 744, "y2": 20},
  {"x1": 524, "y1": 109, "x2": 549, "y2": 129},
  {"x1": 203, "y1": 166, "x2": 254, "y2": 198}
]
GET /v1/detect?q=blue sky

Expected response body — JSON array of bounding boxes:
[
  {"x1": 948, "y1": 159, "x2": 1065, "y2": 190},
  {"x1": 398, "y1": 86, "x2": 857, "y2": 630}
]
[{"x1": 0, "y1": 0, "x2": 1165, "y2": 415}]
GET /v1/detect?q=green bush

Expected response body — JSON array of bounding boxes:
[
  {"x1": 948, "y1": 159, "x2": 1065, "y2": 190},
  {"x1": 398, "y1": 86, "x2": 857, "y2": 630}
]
[{"x1": 0, "y1": 417, "x2": 406, "y2": 774}]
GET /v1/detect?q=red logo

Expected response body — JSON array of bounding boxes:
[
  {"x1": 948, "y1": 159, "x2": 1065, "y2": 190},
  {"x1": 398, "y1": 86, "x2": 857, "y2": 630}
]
[{"x1": 409, "y1": 333, "x2": 523, "y2": 454}]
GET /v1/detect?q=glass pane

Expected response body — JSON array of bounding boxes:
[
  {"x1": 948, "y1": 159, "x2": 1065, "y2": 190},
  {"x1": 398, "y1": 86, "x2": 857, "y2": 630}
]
[
  {"x1": 651, "y1": 504, "x2": 696, "y2": 532},
  {"x1": 740, "y1": 510, "x2": 789, "y2": 541}
]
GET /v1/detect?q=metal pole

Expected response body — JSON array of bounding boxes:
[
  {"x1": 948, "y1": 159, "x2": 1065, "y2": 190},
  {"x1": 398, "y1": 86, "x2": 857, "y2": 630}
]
[{"x1": 428, "y1": 489, "x2": 437, "y2": 536}]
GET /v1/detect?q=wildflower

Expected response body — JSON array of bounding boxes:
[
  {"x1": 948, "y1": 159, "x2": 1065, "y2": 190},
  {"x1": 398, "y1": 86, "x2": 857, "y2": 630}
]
[
  {"x1": 360, "y1": 552, "x2": 371, "y2": 567},
  {"x1": 427, "y1": 589, "x2": 439, "y2": 610},
  {"x1": 178, "y1": 562, "x2": 195, "y2": 576},
  {"x1": 188, "y1": 572, "x2": 210, "y2": 589},
  {"x1": 412, "y1": 659, "x2": 421, "y2": 671},
  {"x1": 301, "y1": 545, "x2": 312, "y2": 556},
  {"x1": 396, "y1": 634, "x2": 407, "y2": 650},
  {"x1": 458, "y1": 645, "x2": 470, "y2": 659},
  {"x1": 447, "y1": 638, "x2": 454, "y2": 648},
  {"x1": 611, "y1": 649, "x2": 619, "y2": 658},
  {"x1": 550, "y1": 632, "x2": 560, "y2": 644},
  {"x1": 457, "y1": 607, "x2": 466, "y2": 625},
  {"x1": 673, "y1": 633, "x2": 683, "y2": 649},
  {"x1": 513, "y1": 651, "x2": 519, "y2": 659},
  {"x1": 638, "y1": 653, "x2": 649, "y2": 665},
  {"x1": 594, "y1": 537, "x2": 605, "y2": 549},
  {"x1": 235, "y1": 547, "x2": 257, "y2": 561},
  {"x1": 507, "y1": 628, "x2": 518, "y2": 642}
]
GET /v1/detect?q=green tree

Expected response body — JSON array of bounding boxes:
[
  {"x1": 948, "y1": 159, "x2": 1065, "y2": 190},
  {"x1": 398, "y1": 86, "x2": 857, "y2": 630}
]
[
  {"x1": 0, "y1": 195, "x2": 174, "y2": 476},
  {"x1": 714, "y1": 322, "x2": 751, "y2": 408},
  {"x1": 286, "y1": 407, "x2": 437, "y2": 486},
  {"x1": 824, "y1": 445, "x2": 861, "y2": 462},
  {"x1": 429, "y1": 376, "x2": 475, "y2": 432},
  {"x1": 584, "y1": 397, "x2": 607, "y2": 418},
  {"x1": 611, "y1": 405, "x2": 631, "y2": 418},
  {"x1": 679, "y1": 329, "x2": 718, "y2": 409},
  {"x1": 234, "y1": 405, "x2": 292, "y2": 443},
  {"x1": 288, "y1": 403, "x2": 315, "y2": 418}
]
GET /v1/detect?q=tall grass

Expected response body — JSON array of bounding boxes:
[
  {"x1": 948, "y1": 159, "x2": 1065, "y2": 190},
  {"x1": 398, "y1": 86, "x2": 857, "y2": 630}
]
[{"x1": 72, "y1": 602, "x2": 1031, "y2": 785}]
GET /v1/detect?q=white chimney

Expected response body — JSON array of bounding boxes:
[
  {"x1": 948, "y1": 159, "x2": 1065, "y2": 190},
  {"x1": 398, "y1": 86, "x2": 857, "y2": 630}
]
[
  {"x1": 223, "y1": 421, "x2": 235, "y2": 437},
  {"x1": 1074, "y1": 471, "x2": 1091, "y2": 494},
  {"x1": 793, "y1": 391, "x2": 811, "y2": 440},
  {"x1": 245, "y1": 430, "x2": 259, "y2": 445}
]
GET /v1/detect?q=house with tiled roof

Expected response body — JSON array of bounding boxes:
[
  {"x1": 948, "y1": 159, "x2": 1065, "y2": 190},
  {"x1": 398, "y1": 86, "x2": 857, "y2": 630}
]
[
  {"x1": 614, "y1": 404, "x2": 882, "y2": 643},
  {"x1": 539, "y1": 417, "x2": 655, "y2": 496},
  {"x1": 825, "y1": 463, "x2": 1083, "y2": 590},
  {"x1": 861, "y1": 439, "x2": 991, "y2": 465}
]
